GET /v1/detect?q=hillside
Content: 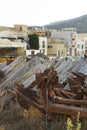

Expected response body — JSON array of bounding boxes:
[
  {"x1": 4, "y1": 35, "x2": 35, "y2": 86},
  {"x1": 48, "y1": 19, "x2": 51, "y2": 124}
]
[{"x1": 44, "y1": 14, "x2": 87, "y2": 33}]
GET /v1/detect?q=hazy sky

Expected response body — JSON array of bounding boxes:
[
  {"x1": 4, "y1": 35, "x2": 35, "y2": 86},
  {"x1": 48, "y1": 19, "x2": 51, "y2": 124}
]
[{"x1": 0, "y1": 0, "x2": 87, "y2": 27}]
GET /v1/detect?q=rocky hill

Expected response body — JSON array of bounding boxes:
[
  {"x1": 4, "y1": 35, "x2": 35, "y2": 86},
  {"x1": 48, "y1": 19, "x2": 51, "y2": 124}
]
[{"x1": 44, "y1": 14, "x2": 87, "y2": 33}]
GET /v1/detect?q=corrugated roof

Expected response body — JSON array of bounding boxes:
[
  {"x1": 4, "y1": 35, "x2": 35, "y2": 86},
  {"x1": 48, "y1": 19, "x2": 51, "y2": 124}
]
[{"x1": 0, "y1": 38, "x2": 26, "y2": 48}]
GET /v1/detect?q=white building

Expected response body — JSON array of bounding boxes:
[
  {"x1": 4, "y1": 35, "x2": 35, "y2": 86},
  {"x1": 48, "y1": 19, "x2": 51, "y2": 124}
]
[
  {"x1": 76, "y1": 39, "x2": 85, "y2": 56},
  {"x1": 62, "y1": 28, "x2": 76, "y2": 32},
  {"x1": 26, "y1": 37, "x2": 47, "y2": 56},
  {"x1": 39, "y1": 37, "x2": 47, "y2": 55},
  {"x1": 51, "y1": 29, "x2": 78, "y2": 56},
  {"x1": 26, "y1": 49, "x2": 40, "y2": 56}
]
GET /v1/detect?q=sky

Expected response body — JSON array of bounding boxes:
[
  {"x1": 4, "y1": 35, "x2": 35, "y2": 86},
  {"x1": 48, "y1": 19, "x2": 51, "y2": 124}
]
[{"x1": 0, "y1": 0, "x2": 87, "y2": 27}]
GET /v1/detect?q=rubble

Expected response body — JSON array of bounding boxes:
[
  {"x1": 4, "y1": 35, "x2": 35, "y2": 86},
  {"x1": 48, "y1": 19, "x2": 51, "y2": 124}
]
[{"x1": 0, "y1": 56, "x2": 87, "y2": 118}]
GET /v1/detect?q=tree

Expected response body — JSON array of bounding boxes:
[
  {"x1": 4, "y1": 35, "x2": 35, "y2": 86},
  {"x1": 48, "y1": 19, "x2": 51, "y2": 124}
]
[{"x1": 28, "y1": 34, "x2": 39, "y2": 50}]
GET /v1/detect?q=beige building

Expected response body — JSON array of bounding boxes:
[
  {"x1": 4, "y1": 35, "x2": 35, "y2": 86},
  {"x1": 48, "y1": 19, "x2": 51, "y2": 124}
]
[
  {"x1": 31, "y1": 29, "x2": 46, "y2": 36},
  {"x1": 0, "y1": 38, "x2": 26, "y2": 63},
  {"x1": 28, "y1": 28, "x2": 52, "y2": 37},
  {"x1": 47, "y1": 38, "x2": 67, "y2": 57},
  {"x1": 14, "y1": 24, "x2": 28, "y2": 33},
  {"x1": 78, "y1": 33, "x2": 87, "y2": 40}
]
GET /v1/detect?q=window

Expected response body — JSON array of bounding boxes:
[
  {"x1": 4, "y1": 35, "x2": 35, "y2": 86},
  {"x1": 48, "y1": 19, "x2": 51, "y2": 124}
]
[
  {"x1": 58, "y1": 50, "x2": 60, "y2": 56},
  {"x1": 77, "y1": 44, "x2": 80, "y2": 48},
  {"x1": 43, "y1": 49, "x2": 45, "y2": 54},
  {"x1": 20, "y1": 26, "x2": 22, "y2": 31},
  {"x1": 31, "y1": 50, "x2": 35, "y2": 56},
  {"x1": 42, "y1": 41, "x2": 45, "y2": 48},
  {"x1": 40, "y1": 49, "x2": 41, "y2": 53},
  {"x1": 27, "y1": 44, "x2": 30, "y2": 50},
  {"x1": 61, "y1": 51, "x2": 63, "y2": 54},
  {"x1": 48, "y1": 45, "x2": 52, "y2": 48},
  {"x1": 82, "y1": 44, "x2": 83, "y2": 49},
  {"x1": 45, "y1": 32, "x2": 47, "y2": 36}
]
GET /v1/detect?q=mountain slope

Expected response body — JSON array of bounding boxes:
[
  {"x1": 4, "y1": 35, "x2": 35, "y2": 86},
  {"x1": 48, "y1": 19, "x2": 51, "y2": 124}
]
[{"x1": 44, "y1": 14, "x2": 87, "y2": 33}]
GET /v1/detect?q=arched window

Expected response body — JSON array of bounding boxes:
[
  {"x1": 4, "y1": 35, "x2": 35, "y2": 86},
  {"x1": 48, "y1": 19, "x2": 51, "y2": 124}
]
[
  {"x1": 82, "y1": 44, "x2": 83, "y2": 49},
  {"x1": 42, "y1": 41, "x2": 45, "y2": 48}
]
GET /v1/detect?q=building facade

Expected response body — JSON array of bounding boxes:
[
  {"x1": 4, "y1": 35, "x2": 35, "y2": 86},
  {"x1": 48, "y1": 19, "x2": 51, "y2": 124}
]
[
  {"x1": 26, "y1": 36, "x2": 47, "y2": 56},
  {"x1": 47, "y1": 38, "x2": 67, "y2": 57},
  {"x1": 39, "y1": 37, "x2": 47, "y2": 55}
]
